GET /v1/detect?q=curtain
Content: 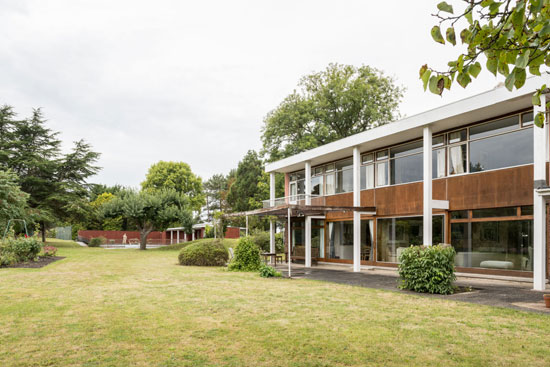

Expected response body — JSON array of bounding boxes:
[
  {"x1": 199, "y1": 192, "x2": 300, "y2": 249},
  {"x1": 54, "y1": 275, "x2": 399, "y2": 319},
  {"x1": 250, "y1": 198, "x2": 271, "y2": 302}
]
[{"x1": 450, "y1": 145, "x2": 465, "y2": 174}]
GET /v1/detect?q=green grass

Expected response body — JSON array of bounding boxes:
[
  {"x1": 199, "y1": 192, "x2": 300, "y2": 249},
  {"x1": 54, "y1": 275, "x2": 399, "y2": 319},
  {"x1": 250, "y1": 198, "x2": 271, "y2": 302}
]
[{"x1": 1, "y1": 242, "x2": 549, "y2": 366}]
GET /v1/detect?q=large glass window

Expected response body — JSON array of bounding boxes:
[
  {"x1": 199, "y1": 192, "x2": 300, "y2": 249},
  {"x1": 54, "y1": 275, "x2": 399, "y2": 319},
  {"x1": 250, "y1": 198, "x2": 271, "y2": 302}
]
[
  {"x1": 448, "y1": 144, "x2": 467, "y2": 175},
  {"x1": 452, "y1": 220, "x2": 532, "y2": 271},
  {"x1": 361, "y1": 220, "x2": 374, "y2": 261},
  {"x1": 376, "y1": 216, "x2": 444, "y2": 263},
  {"x1": 376, "y1": 161, "x2": 388, "y2": 186},
  {"x1": 328, "y1": 221, "x2": 354, "y2": 260},
  {"x1": 336, "y1": 167, "x2": 353, "y2": 193},
  {"x1": 311, "y1": 175, "x2": 324, "y2": 196},
  {"x1": 391, "y1": 153, "x2": 423, "y2": 184},
  {"x1": 469, "y1": 128, "x2": 533, "y2": 172},
  {"x1": 469, "y1": 115, "x2": 519, "y2": 140},
  {"x1": 312, "y1": 219, "x2": 324, "y2": 258}
]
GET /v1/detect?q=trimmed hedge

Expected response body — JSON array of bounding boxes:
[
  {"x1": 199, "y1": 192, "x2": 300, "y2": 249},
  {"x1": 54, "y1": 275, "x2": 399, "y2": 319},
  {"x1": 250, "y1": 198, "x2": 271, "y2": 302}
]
[
  {"x1": 398, "y1": 244, "x2": 456, "y2": 295},
  {"x1": 228, "y1": 236, "x2": 261, "y2": 271},
  {"x1": 178, "y1": 239, "x2": 228, "y2": 266}
]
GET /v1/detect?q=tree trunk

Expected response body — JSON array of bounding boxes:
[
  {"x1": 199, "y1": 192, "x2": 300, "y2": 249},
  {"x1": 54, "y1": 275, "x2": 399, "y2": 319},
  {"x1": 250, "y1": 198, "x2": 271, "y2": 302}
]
[
  {"x1": 40, "y1": 221, "x2": 46, "y2": 243},
  {"x1": 139, "y1": 224, "x2": 153, "y2": 250}
]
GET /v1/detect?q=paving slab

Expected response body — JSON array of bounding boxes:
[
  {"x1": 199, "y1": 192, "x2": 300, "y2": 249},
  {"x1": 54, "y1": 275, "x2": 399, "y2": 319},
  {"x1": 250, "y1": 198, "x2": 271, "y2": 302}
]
[{"x1": 276, "y1": 265, "x2": 550, "y2": 314}]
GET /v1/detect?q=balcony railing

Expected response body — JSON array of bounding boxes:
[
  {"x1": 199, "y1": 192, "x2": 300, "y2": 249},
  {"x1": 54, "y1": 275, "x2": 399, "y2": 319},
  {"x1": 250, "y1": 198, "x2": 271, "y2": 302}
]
[{"x1": 262, "y1": 194, "x2": 325, "y2": 208}]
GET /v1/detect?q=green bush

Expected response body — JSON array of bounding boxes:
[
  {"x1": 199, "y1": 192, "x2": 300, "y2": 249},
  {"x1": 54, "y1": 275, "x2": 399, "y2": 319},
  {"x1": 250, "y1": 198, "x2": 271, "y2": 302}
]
[
  {"x1": 398, "y1": 244, "x2": 456, "y2": 295},
  {"x1": 88, "y1": 236, "x2": 106, "y2": 247},
  {"x1": 178, "y1": 239, "x2": 228, "y2": 266},
  {"x1": 0, "y1": 236, "x2": 41, "y2": 265},
  {"x1": 259, "y1": 263, "x2": 281, "y2": 278},
  {"x1": 250, "y1": 230, "x2": 284, "y2": 253},
  {"x1": 228, "y1": 236, "x2": 261, "y2": 271}
]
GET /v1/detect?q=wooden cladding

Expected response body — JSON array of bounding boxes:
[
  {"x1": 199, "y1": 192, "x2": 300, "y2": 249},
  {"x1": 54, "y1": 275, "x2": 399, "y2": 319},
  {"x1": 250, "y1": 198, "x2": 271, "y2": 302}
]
[{"x1": 321, "y1": 165, "x2": 533, "y2": 218}]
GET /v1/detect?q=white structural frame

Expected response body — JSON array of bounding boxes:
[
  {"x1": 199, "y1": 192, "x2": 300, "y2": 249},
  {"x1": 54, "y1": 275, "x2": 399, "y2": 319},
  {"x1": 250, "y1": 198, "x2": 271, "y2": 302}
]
[
  {"x1": 533, "y1": 94, "x2": 547, "y2": 291},
  {"x1": 265, "y1": 79, "x2": 550, "y2": 289},
  {"x1": 353, "y1": 146, "x2": 361, "y2": 272},
  {"x1": 423, "y1": 125, "x2": 433, "y2": 246},
  {"x1": 269, "y1": 172, "x2": 276, "y2": 261}
]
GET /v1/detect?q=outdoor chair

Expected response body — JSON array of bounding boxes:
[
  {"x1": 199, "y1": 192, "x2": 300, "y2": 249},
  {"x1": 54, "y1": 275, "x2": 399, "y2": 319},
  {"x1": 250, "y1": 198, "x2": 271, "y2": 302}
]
[{"x1": 228, "y1": 247, "x2": 234, "y2": 261}]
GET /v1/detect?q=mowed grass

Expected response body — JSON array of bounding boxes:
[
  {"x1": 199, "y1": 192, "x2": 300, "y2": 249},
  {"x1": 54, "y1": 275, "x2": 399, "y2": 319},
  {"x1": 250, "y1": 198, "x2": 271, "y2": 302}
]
[{"x1": 1, "y1": 240, "x2": 549, "y2": 367}]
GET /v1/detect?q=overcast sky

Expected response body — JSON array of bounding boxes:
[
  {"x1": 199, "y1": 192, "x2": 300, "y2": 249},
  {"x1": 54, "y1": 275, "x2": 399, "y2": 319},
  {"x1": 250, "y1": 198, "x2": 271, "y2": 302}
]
[{"x1": 0, "y1": 0, "x2": 506, "y2": 188}]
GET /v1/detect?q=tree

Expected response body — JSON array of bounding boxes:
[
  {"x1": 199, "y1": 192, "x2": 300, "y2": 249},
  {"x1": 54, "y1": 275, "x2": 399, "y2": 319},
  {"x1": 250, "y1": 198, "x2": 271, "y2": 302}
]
[
  {"x1": 102, "y1": 189, "x2": 193, "y2": 250},
  {"x1": 421, "y1": 0, "x2": 550, "y2": 126},
  {"x1": 0, "y1": 170, "x2": 29, "y2": 231},
  {"x1": 0, "y1": 107, "x2": 101, "y2": 241},
  {"x1": 261, "y1": 63, "x2": 404, "y2": 162},
  {"x1": 226, "y1": 151, "x2": 265, "y2": 212},
  {"x1": 141, "y1": 161, "x2": 205, "y2": 211},
  {"x1": 204, "y1": 174, "x2": 228, "y2": 221}
]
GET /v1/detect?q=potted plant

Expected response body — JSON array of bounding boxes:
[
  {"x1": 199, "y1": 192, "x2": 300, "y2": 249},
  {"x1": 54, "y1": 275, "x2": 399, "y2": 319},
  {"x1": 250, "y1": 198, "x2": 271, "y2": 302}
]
[{"x1": 543, "y1": 294, "x2": 550, "y2": 308}]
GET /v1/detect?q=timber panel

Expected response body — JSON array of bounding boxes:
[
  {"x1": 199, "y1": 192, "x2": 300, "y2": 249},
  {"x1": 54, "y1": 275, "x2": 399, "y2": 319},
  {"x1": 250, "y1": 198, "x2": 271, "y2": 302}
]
[
  {"x1": 446, "y1": 165, "x2": 533, "y2": 210},
  {"x1": 375, "y1": 182, "x2": 423, "y2": 216},
  {"x1": 325, "y1": 193, "x2": 353, "y2": 219}
]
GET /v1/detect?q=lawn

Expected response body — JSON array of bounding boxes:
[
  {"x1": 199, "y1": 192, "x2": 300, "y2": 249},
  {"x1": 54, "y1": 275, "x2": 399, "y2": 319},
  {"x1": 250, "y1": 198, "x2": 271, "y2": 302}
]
[{"x1": 1, "y1": 240, "x2": 549, "y2": 367}]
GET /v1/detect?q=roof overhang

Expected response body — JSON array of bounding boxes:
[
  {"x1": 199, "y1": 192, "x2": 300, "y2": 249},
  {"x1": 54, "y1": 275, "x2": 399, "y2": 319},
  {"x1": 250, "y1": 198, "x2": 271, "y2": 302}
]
[
  {"x1": 223, "y1": 204, "x2": 376, "y2": 218},
  {"x1": 266, "y1": 76, "x2": 550, "y2": 174}
]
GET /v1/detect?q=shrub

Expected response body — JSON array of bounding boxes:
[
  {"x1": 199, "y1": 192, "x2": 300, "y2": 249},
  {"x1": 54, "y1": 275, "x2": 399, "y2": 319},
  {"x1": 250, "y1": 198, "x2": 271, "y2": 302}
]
[
  {"x1": 398, "y1": 244, "x2": 456, "y2": 295},
  {"x1": 228, "y1": 236, "x2": 261, "y2": 271},
  {"x1": 251, "y1": 230, "x2": 284, "y2": 253},
  {"x1": 42, "y1": 246, "x2": 58, "y2": 257},
  {"x1": 259, "y1": 263, "x2": 281, "y2": 278},
  {"x1": 0, "y1": 236, "x2": 41, "y2": 264},
  {"x1": 88, "y1": 236, "x2": 106, "y2": 247},
  {"x1": 178, "y1": 239, "x2": 228, "y2": 266}
]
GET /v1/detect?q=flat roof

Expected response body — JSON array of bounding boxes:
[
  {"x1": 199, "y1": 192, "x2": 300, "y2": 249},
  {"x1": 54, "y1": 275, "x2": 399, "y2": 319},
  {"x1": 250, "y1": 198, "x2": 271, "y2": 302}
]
[
  {"x1": 266, "y1": 76, "x2": 549, "y2": 173},
  {"x1": 223, "y1": 204, "x2": 376, "y2": 218}
]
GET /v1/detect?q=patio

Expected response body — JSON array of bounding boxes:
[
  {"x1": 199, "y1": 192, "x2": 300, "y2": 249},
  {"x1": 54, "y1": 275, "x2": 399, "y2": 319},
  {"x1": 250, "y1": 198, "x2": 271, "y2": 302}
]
[{"x1": 276, "y1": 263, "x2": 550, "y2": 314}]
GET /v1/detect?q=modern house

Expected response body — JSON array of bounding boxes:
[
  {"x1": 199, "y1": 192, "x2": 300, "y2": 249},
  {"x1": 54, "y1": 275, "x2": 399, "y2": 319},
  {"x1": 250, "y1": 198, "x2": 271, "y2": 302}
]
[{"x1": 241, "y1": 77, "x2": 550, "y2": 290}]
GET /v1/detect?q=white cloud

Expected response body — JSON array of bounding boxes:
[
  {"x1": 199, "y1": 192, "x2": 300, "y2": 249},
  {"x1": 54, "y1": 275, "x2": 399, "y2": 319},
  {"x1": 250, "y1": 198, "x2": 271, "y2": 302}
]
[{"x1": 0, "y1": 0, "x2": 506, "y2": 187}]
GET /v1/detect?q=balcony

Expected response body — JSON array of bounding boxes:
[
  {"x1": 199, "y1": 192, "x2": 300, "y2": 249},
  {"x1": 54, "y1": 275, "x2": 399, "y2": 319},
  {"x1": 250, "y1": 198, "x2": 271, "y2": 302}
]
[{"x1": 262, "y1": 194, "x2": 326, "y2": 208}]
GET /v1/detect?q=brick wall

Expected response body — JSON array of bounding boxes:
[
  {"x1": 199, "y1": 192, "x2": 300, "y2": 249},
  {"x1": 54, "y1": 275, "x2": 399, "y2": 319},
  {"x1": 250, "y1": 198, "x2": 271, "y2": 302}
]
[{"x1": 78, "y1": 230, "x2": 165, "y2": 243}]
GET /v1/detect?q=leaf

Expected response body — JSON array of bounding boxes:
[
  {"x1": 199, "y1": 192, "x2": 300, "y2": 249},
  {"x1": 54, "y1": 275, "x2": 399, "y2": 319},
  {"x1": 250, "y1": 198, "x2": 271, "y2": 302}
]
[
  {"x1": 465, "y1": 6, "x2": 473, "y2": 24},
  {"x1": 486, "y1": 58, "x2": 498, "y2": 76},
  {"x1": 498, "y1": 61, "x2": 510, "y2": 77},
  {"x1": 504, "y1": 71, "x2": 516, "y2": 91},
  {"x1": 539, "y1": 22, "x2": 550, "y2": 37},
  {"x1": 421, "y1": 69, "x2": 432, "y2": 91},
  {"x1": 480, "y1": 0, "x2": 494, "y2": 7},
  {"x1": 535, "y1": 112, "x2": 544, "y2": 128},
  {"x1": 446, "y1": 27, "x2": 456, "y2": 45},
  {"x1": 437, "y1": 1, "x2": 454, "y2": 13},
  {"x1": 443, "y1": 76, "x2": 452, "y2": 90},
  {"x1": 469, "y1": 62, "x2": 482, "y2": 78},
  {"x1": 515, "y1": 50, "x2": 530, "y2": 69},
  {"x1": 419, "y1": 64, "x2": 428, "y2": 78},
  {"x1": 457, "y1": 72, "x2": 471, "y2": 88},
  {"x1": 489, "y1": 2, "x2": 502, "y2": 15},
  {"x1": 460, "y1": 29, "x2": 471, "y2": 43},
  {"x1": 514, "y1": 68, "x2": 526, "y2": 89},
  {"x1": 532, "y1": 92, "x2": 541, "y2": 106},
  {"x1": 429, "y1": 75, "x2": 444, "y2": 95},
  {"x1": 431, "y1": 26, "x2": 445, "y2": 44}
]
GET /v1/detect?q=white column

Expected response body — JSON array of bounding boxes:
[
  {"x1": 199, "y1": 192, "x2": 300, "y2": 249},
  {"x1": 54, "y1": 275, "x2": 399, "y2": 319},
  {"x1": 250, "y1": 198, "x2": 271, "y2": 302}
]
[
  {"x1": 269, "y1": 172, "x2": 276, "y2": 257},
  {"x1": 305, "y1": 161, "x2": 311, "y2": 205},
  {"x1": 287, "y1": 207, "x2": 292, "y2": 278},
  {"x1": 192, "y1": 230, "x2": 195, "y2": 241},
  {"x1": 269, "y1": 172, "x2": 275, "y2": 207},
  {"x1": 170, "y1": 230, "x2": 173, "y2": 245},
  {"x1": 245, "y1": 215, "x2": 249, "y2": 236},
  {"x1": 423, "y1": 125, "x2": 433, "y2": 246},
  {"x1": 270, "y1": 220, "x2": 276, "y2": 256},
  {"x1": 533, "y1": 94, "x2": 547, "y2": 291},
  {"x1": 305, "y1": 216, "x2": 312, "y2": 267},
  {"x1": 353, "y1": 146, "x2": 361, "y2": 272},
  {"x1": 176, "y1": 230, "x2": 179, "y2": 244}
]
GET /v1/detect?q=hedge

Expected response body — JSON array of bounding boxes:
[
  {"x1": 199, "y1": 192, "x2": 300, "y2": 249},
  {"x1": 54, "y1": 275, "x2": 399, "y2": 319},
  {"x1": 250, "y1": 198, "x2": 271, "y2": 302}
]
[
  {"x1": 398, "y1": 244, "x2": 456, "y2": 295},
  {"x1": 0, "y1": 237, "x2": 42, "y2": 266},
  {"x1": 178, "y1": 239, "x2": 228, "y2": 266}
]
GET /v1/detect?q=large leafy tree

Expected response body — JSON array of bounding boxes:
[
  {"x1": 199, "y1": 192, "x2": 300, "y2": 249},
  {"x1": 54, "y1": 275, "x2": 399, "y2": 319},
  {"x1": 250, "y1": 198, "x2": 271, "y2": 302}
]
[
  {"x1": 141, "y1": 161, "x2": 205, "y2": 211},
  {"x1": 0, "y1": 106, "x2": 101, "y2": 241},
  {"x1": 0, "y1": 169, "x2": 29, "y2": 231},
  {"x1": 102, "y1": 189, "x2": 193, "y2": 250},
  {"x1": 421, "y1": 0, "x2": 550, "y2": 126},
  {"x1": 226, "y1": 150, "x2": 265, "y2": 212},
  {"x1": 261, "y1": 63, "x2": 404, "y2": 162}
]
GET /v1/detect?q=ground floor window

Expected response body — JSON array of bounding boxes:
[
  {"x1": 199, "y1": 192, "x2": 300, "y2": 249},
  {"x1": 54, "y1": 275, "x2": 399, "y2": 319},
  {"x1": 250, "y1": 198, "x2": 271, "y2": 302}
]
[
  {"x1": 291, "y1": 219, "x2": 324, "y2": 259},
  {"x1": 376, "y1": 216, "x2": 444, "y2": 263},
  {"x1": 327, "y1": 220, "x2": 374, "y2": 261},
  {"x1": 450, "y1": 206, "x2": 533, "y2": 271}
]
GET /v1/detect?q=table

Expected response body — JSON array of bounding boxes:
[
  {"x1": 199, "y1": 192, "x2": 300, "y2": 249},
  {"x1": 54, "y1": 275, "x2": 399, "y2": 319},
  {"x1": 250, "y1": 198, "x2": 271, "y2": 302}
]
[{"x1": 261, "y1": 252, "x2": 281, "y2": 265}]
